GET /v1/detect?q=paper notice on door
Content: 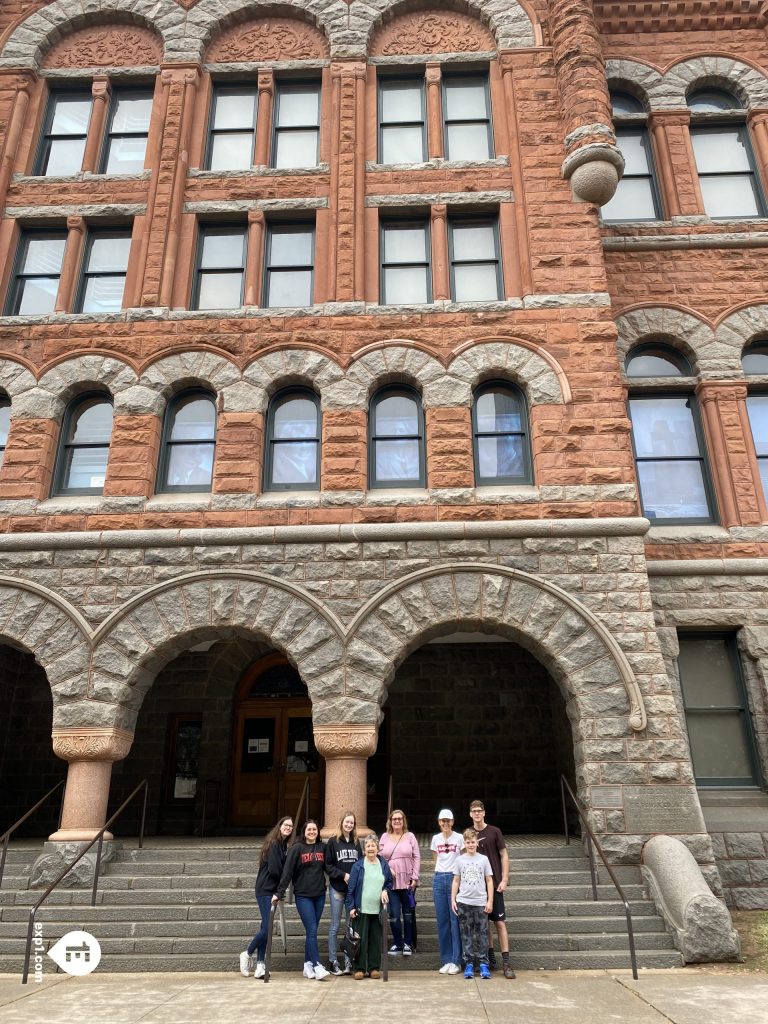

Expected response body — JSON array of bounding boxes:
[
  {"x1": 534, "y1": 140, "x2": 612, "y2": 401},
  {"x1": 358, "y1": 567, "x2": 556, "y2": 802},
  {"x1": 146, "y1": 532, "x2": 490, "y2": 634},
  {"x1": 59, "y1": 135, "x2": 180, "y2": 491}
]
[
  {"x1": 295, "y1": 740, "x2": 308, "y2": 752},
  {"x1": 248, "y1": 738, "x2": 270, "y2": 753}
]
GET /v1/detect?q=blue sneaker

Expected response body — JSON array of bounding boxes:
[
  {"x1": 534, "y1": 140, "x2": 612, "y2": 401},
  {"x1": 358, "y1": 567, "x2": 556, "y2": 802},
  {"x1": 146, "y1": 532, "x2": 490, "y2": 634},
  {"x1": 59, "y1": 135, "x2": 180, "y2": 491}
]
[
  {"x1": 464, "y1": 963, "x2": 474, "y2": 979},
  {"x1": 480, "y1": 963, "x2": 491, "y2": 980}
]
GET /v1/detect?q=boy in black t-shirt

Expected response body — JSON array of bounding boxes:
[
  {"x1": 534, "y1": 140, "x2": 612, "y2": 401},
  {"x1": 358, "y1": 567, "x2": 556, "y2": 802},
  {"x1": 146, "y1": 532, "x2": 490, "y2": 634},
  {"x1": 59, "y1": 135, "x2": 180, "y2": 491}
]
[{"x1": 468, "y1": 799, "x2": 515, "y2": 979}]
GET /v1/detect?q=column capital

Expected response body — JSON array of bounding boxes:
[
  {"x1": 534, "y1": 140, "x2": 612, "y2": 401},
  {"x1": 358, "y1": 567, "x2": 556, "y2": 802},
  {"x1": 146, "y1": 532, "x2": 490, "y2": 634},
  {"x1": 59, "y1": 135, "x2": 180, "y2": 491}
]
[
  {"x1": 648, "y1": 110, "x2": 691, "y2": 128},
  {"x1": 91, "y1": 76, "x2": 111, "y2": 100},
  {"x1": 314, "y1": 723, "x2": 377, "y2": 759},
  {"x1": 426, "y1": 63, "x2": 442, "y2": 86},
  {"x1": 329, "y1": 59, "x2": 366, "y2": 81},
  {"x1": 695, "y1": 380, "x2": 749, "y2": 403},
  {"x1": 748, "y1": 107, "x2": 768, "y2": 129},
  {"x1": 431, "y1": 202, "x2": 447, "y2": 221},
  {"x1": 160, "y1": 64, "x2": 201, "y2": 89},
  {"x1": 248, "y1": 208, "x2": 266, "y2": 226},
  {"x1": 258, "y1": 69, "x2": 275, "y2": 96},
  {"x1": 52, "y1": 727, "x2": 134, "y2": 763},
  {"x1": 66, "y1": 215, "x2": 85, "y2": 233}
]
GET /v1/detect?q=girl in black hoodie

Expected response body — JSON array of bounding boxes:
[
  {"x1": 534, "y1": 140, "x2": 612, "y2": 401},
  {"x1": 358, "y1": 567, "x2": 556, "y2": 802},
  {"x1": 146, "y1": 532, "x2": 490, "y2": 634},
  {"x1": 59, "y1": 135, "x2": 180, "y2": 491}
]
[
  {"x1": 325, "y1": 811, "x2": 363, "y2": 974},
  {"x1": 274, "y1": 819, "x2": 329, "y2": 979},
  {"x1": 239, "y1": 815, "x2": 293, "y2": 979}
]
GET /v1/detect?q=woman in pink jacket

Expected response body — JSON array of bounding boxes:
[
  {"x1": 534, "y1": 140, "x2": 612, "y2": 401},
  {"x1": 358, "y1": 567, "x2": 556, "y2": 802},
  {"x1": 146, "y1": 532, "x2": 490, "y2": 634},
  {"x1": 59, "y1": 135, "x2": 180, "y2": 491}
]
[{"x1": 379, "y1": 808, "x2": 420, "y2": 956}]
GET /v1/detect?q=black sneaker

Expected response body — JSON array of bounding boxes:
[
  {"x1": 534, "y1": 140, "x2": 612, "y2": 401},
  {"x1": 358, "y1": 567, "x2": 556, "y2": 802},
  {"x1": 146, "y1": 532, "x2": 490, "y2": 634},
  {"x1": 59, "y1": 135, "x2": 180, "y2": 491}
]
[
  {"x1": 488, "y1": 952, "x2": 499, "y2": 971},
  {"x1": 329, "y1": 960, "x2": 343, "y2": 976}
]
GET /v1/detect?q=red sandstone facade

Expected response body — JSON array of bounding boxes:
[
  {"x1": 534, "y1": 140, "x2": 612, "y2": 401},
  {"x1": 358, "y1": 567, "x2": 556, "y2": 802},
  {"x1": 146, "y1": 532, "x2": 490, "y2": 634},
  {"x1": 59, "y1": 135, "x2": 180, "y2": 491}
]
[{"x1": 0, "y1": 0, "x2": 767, "y2": 911}]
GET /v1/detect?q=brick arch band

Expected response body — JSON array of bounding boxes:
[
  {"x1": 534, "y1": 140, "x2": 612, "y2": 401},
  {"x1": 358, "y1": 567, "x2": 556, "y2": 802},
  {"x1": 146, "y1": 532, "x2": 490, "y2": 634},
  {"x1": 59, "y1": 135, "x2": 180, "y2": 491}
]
[
  {"x1": 0, "y1": 0, "x2": 536, "y2": 66},
  {"x1": 346, "y1": 563, "x2": 648, "y2": 732}
]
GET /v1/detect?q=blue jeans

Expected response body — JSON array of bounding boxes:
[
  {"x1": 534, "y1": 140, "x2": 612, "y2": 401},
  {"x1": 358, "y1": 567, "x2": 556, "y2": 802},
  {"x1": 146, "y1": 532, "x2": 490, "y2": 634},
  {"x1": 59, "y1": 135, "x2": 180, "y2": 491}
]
[
  {"x1": 387, "y1": 888, "x2": 413, "y2": 950},
  {"x1": 328, "y1": 887, "x2": 349, "y2": 963},
  {"x1": 433, "y1": 872, "x2": 461, "y2": 966},
  {"x1": 295, "y1": 893, "x2": 326, "y2": 965},
  {"x1": 247, "y1": 893, "x2": 273, "y2": 960}
]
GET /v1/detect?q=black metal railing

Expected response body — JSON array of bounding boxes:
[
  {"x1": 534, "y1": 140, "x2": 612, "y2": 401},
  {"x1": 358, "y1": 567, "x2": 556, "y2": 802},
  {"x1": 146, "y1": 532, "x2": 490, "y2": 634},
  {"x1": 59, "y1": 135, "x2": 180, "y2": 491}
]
[
  {"x1": 0, "y1": 780, "x2": 65, "y2": 890},
  {"x1": 199, "y1": 779, "x2": 222, "y2": 838},
  {"x1": 560, "y1": 774, "x2": 638, "y2": 979},
  {"x1": 21, "y1": 779, "x2": 149, "y2": 984}
]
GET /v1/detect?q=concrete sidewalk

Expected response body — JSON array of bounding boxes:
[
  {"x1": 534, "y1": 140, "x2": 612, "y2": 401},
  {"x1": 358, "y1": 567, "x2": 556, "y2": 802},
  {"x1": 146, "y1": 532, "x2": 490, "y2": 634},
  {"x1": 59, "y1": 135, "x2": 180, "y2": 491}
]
[{"x1": 0, "y1": 970, "x2": 766, "y2": 1024}]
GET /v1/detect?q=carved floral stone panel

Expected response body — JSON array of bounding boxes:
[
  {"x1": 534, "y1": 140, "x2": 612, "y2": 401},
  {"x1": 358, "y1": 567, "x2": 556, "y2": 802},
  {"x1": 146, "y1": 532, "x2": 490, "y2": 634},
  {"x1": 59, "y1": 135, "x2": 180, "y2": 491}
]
[
  {"x1": 371, "y1": 11, "x2": 495, "y2": 57},
  {"x1": 206, "y1": 17, "x2": 329, "y2": 63},
  {"x1": 43, "y1": 25, "x2": 163, "y2": 68}
]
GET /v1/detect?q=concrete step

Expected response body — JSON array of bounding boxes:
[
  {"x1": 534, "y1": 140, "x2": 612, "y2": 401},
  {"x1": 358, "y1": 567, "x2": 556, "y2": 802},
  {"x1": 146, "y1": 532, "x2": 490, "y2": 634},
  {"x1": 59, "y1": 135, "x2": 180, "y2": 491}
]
[
  {"x1": 0, "y1": 927, "x2": 675, "y2": 956},
  {"x1": 0, "y1": 948, "x2": 684, "y2": 973},
  {"x1": 0, "y1": 913, "x2": 669, "y2": 939}
]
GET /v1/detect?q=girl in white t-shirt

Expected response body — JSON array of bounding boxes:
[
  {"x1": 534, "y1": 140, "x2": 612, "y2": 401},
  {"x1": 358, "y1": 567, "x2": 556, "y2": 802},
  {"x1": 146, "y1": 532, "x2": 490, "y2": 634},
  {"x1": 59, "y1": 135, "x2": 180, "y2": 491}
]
[{"x1": 430, "y1": 808, "x2": 464, "y2": 975}]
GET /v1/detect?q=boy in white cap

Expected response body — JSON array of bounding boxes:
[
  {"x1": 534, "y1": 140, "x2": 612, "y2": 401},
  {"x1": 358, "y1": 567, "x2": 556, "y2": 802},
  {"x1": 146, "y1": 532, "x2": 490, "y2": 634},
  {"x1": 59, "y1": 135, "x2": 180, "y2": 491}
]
[{"x1": 430, "y1": 808, "x2": 464, "y2": 974}]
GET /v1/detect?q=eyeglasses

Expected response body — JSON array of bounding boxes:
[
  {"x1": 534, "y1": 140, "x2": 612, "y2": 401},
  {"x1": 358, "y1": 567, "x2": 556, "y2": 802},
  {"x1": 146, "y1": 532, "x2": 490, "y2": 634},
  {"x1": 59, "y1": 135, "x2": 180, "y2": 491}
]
[
  {"x1": 470, "y1": 809, "x2": 484, "y2": 814},
  {"x1": 391, "y1": 816, "x2": 404, "y2": 821}
]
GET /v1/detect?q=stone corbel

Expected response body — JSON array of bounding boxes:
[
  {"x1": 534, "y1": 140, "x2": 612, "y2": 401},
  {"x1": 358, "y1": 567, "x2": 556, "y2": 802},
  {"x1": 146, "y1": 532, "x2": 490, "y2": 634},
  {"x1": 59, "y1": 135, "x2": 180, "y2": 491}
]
[{"x1": 562, "y1": 138, "x2": 625, "y2": 206}]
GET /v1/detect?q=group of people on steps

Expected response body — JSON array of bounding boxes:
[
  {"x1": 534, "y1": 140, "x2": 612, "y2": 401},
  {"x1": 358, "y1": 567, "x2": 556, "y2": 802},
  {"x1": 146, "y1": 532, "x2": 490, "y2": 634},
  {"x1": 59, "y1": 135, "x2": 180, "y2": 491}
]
[{"x1": 239, "y1": 799, "x2": 516, "y2": 981}]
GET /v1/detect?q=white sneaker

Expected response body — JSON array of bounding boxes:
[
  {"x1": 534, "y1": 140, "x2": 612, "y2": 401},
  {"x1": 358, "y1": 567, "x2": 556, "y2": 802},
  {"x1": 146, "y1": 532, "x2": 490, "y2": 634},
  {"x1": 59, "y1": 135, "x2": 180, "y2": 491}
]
[
  {"x1": 303, "y1": 961, "x2": 316, "y2": 979},
  {"x1": 239, "y1": 951, "x2": 253, "y2": 977},
  {"x1": 254, "y1": 962, "x2": 266, "y2": 979},
  {"x1": 438, "y1": 963, "x2": 451, "y2": 974},
  {"x1": 446, "y1": 963, "x2": 461, "y2": 975},
  {"x1": 313, "y1": 962, "x2": 329, "y2": 980}
]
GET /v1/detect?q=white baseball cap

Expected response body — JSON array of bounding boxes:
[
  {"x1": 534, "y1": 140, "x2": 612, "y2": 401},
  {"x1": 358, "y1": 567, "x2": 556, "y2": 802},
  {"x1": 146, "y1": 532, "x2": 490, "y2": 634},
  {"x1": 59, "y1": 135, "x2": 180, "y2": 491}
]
[{"x1": 438, "y1": 809, "x2": 454, "y2": 820}]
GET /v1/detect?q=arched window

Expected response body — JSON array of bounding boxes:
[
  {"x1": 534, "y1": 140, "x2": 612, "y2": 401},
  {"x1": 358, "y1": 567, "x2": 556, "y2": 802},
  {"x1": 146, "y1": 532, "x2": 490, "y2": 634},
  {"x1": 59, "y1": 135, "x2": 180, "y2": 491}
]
[
  {"x1": 625, "y1": 344, "x2": 691, "y2": 377},
  {"x1": 158, "y1": 390, "x2": 216, "y2": 493},
  {"x1": 369, "y1": 386, "x2": 425, "y2": 488},
  {"x1": 472, "y1": 382, "x2": 531, "y2": 485},
  {"x1": 264, "y1": 389, "x2": 320, "y2": 491},
  {"x1": 625, "y1": 346, "x2": 715, "y2": 523},
  {"x1": 54, "y1": 394, "x2": 113, "y2": 495},
  {"x1": 743, "y1": 343, "x2": 768, "y2": 506},
  {"x1": 602, "y1": 90, "x2": 661, "y2": 222},
  {"x1": 0, "y1": 396, "x2": 10, "y2": 468},
  {"x1": 687, "y1": 88, "x2": 764, "y2": 219}
]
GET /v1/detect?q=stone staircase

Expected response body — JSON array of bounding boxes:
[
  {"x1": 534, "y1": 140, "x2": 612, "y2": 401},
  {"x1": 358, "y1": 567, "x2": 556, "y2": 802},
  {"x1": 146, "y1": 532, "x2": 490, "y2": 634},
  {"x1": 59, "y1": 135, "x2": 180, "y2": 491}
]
[{"x1": 0, "y1": 839, "x2": 683, "y2": 973}]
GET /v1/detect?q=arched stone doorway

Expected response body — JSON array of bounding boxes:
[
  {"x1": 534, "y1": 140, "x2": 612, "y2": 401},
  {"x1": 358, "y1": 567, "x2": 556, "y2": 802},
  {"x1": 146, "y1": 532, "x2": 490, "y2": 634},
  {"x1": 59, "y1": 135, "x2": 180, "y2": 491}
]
[
  {"x1": 230, "y1": 652, "x2": 322, "y2": 828},
  {"x1": 381, "y1": 634, "x2": 574, "y2": 834}
]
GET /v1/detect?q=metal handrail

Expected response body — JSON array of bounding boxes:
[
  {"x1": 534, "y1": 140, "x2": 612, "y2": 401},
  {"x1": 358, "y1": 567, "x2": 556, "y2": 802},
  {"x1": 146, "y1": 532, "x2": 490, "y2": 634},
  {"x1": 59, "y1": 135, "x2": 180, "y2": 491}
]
[
  {"x1": 560, "y1": 775, "x2": 638, "y2": 979},
  {"x1": 21, "y1": 779, "x2": 149, "y2": 984},
  {"x1": 0, "y1": 780, "x2": 65, "y2": 890},
  {"x1": 291, "y1": 777, "x2": 310, "y2": 839},
  {"x1": 200, "y1": 779, "x2": 222, "y2": 838}
]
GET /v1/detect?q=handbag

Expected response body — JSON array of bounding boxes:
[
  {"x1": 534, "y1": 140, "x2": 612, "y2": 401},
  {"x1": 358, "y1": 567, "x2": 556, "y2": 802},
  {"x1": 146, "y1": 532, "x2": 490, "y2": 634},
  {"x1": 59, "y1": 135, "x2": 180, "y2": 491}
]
[{"x1": 342, "y1": 921, "x2": 361, "y2": 961}]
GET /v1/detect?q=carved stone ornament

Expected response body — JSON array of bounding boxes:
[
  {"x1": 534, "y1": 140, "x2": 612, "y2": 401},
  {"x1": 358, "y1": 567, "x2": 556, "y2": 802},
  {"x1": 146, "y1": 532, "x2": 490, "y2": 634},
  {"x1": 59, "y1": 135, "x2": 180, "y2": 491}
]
[
  {"x1": 314, "y1": 724, "x2": 378, "y2": 759},
  {"x1": 52, "y1": 727, "x2": 134, "y2": 763},
  {"x1": 371, "y1": 11, "x2": 495, "y2": 57},
  {"x1": 43, "y1": 25, "x2": 162, "y2": 69},
  {"x1": 206, "y1": 18, "x2": 329, "y2": 63}
]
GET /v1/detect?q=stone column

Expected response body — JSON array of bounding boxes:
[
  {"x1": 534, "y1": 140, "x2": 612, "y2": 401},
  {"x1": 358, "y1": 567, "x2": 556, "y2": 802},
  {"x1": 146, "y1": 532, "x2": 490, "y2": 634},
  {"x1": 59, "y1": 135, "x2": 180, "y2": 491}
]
[
  {"x1": 648, "y1": 113, "x2": 681, "y2": 218},
  {"x1": 697, "y1": 381, "x2": 762, "y2": 527},
  {"x1": 245, "y1": 209, "x2": 265, "y2": 306},
  {"x1": 314, "y1": 723, "x2": 377, "y2": 837},
  {"x1": 430, "y1": 203, "x2": 450, "y2": 300},
  {"x1": 425, "y1": 63, "x2": 443, "y2": 159},
  {"x1": 547, "y1": 0, "x2": 623, "y2": 204},
  {"x1": 81, "y1": 76, "x2": 111, "y2": 173},
  {"x1": 0, "y1": 71, "x2": 36, "y2": 208},
  {"x1": 49, "y1": 727, "x2": 134, "y2": 841},
  {"x1": 54, "y1": 216, "x2": 85, "y2": 313}
]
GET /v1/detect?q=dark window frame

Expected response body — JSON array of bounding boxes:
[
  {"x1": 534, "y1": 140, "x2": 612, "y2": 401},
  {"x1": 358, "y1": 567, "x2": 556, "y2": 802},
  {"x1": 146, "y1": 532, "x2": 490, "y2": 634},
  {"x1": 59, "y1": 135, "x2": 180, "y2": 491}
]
[
  {"x1": 163, "y1": 713, "x2": 204, "y2": 803},
  {"x1": 625, "y1": 342, "x2": 692, "y2": 377},
  {"x1": 191, "y1": 222, "x2": 247, "y2": 310},
  {"x1": 448, "y1": 213, "x2": 502, "y2": 302},
  {"x1": 204, "y1": 82, "x2": 259, "y2": 171},
  {"x1": 368, "y1": 384, "x2": 426, "y2": 489},
  {"x1": 156, "y1": 387, "x2": 217, "y2": 495},
  {"x1": 4, "y1": 228, "x2": 68, "y2": 316},
  {"x1": 33, "y1": 87, "x2": 93, "y2": 177},
  {"x1": 627, "y1": 389, "x2": 718, "y2": 526},
  {"x1": 686, "y1": 89, "x2": 766, "y2": 219},
  {"x1": 52, "y1": 391, "x2": 114, "y2": 497},
  {"x1": 472, "y1": 380, "x2": 532, "y2": 486},
  {"x1": 603, "y1": 124, "x2": 663, "y2": 223},
  {"x1": 677, "y1": 631, "x2": 762, "y2": 788},
  {"x1": 99, "y1": 86, "x2": 154, "y2": 175},
  {"x1": 263, "y1": 220, "x2": 315, "y2": 308},
  {"x1": 263, "y1": 387, "x2": 321, "y2": 493},
  {"x1": 270, "y1": 78, "x2": 321, "y2": 169},
  {"x1": 745, "y1": 386, "x2": 768, "y2": 508},
  {"x1": 441, "y1": 70, "x2": 494, "y2": 161},
  {"x1": 377, "y1": 74, "x2": 427, "y2": 164},
  {"x1": 0, "y1": 395, "x2": 10, "y2": 466},
  {"x1": 379, "y1": 216, "x2": 432, "y2": 305},
  {"x1": 73, "y1": 225, "x2": 132, "y2": 314}
]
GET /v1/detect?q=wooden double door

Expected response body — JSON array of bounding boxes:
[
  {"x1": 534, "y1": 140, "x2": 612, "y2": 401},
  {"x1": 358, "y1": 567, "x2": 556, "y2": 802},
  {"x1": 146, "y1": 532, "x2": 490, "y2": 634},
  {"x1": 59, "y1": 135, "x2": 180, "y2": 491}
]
[{"x1": 230, "y1": 699, "x2": 322, "y2": 827}]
